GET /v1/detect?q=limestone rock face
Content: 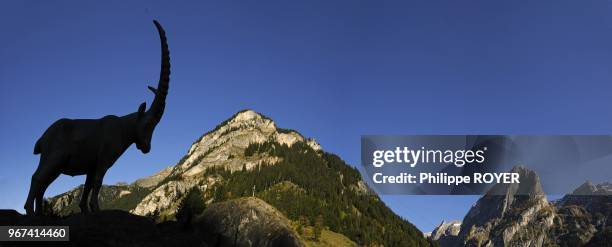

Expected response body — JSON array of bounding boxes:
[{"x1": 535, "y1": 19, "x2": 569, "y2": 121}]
[
  {"x1": 436, "y1": 166, "x2": 612, "y2": 247},
  {"x1": 194, "y1": 197, "x2": 304, "y2": 247},
  {"x1": 132, "y1": 179, "x2": 196, "y2": 216},
  {"x1": 48, "y1": 183, "x2": 150, "y2": 216},
  {"x1": 557, "y1": 181, "x2": 612, "y2": 214},
  {"x1": 571, "y1": 181, "x2": 612, "y2": 196},
  {"x1": 550, "y1": 181, "x2": 611, "y2": 246},
  {"x1": 456, "y1": 166, "x2": 556, "y2": 247},
  {"x1": 134, "y1": 166, "x2": 174, "y2": 188},
  {"x1": 175, "y1": 110, "x2": 321, "y2": 178},
  {"x1": 49, "y1": 185, "x2": 84, "y2": 213},
  {"x1": 430, "y1": 220, "x2": 461, "y2": 246}
]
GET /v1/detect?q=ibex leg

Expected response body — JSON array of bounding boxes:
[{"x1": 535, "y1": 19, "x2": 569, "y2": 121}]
[
  {"x1": 79, "y1": 173, "x2": 94, "y2": 213},
  {"x1": 35, "y1": 171, "x2": 59, "y2": 215}
]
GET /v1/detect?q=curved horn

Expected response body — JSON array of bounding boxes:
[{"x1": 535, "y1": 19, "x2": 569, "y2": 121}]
[{"x1": 148, "y1": 20, "x2": 171, "y2": 120}]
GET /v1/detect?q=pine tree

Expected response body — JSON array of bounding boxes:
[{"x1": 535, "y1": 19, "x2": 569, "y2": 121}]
[{"x1": 175, "y1": 187, "x2": 206, "y2": 228}]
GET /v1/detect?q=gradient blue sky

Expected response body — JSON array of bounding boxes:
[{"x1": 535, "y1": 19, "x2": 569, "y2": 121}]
[{"x1": 1, "y1": 1, "x2": 610, "y2": 232}]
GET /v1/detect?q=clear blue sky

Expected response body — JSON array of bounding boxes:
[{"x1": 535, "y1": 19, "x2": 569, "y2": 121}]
[{"x1": 1, "y1": 1, "x2": 610, "y2": 232}]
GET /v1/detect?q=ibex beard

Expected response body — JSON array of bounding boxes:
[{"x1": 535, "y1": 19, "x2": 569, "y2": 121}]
[{"x1": 24, "y1": 20, "x2": 171, "y2": 216}]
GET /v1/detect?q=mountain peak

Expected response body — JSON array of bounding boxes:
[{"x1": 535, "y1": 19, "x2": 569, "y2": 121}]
[
  {"x1": 572, "y1": 181, "x2": 612, "y2": 196},
  {"x1": 430, "y1": 220, "x2": 461, "y2": 246},
  {"x1": 230, "y1": 109, "x2": 271, "y2": 123},
  {"x1": 483, "y1": 165, "x2": 545, "y2": 197},
  {"x1": 457, "y1": 165, "x2": 553, "y2": 246},
  {"x1": 171, "y1": 110, "x2": 321, "y2": 177}
]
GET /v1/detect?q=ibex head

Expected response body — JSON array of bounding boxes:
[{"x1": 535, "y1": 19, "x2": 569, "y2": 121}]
[{"x1": 135, "y1": 20, "x2": 170, "y2": 154}]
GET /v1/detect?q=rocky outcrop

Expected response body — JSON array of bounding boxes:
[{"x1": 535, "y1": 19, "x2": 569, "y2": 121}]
[
  {"x1": 175, "y1": 110, "x2": 321, "y2": 178},
  {"x1": 572, "y1": 181, "x2": 612, "y2": 196},
  {"x1": 456, "y1": 166, "x2": 556, "y2": 247},
  {"x1": 194, "y1": 197, "x2": 304, "y2": 247},
  {"x1": 134, "y1": 166, "x2": 174, "y2": 188},
  {"x1": 47, "y1": 183, "x2": 152, "y2": 216},
  {"x1": 549, "y1": 181, "x2": 612, "y2": 246},
  {"x1": 130, "y1": 175, "x2": 221, "y2": 217},
  {"x1": 430, "y1": 220, "x2": 461, "y2": 246},
  {"x1": 131, "y1": 179, "x2": 198, "y2": 216},
  {"x1": 556, "y1": 181, "x2": 612, "y2": 215},
  {"x1": 436, "y1": 166, "x2": 611, "y2": 247},
  {"x1": 550, "y1": 205, "x2": 599, "y2": 245}
]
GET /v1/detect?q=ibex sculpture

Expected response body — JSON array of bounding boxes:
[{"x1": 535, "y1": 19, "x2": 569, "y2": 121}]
[{"x1": 24, "y1": 20, "x2": 171, "y2": 215}]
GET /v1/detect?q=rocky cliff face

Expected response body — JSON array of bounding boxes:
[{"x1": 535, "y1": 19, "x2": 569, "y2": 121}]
[
  {"x1": 194, "y1": 197, "x2": 303, "y2": 247},
  {"x1": 430, "y1": 220, "x2": 461, "y2": 246},
  {"x1": 456, "y1": 166, "x2": 556, "y2": 247},
  {"x1": 556, "y1": 181, "x2": 612, "y2": 215},
  {"x1": 175, "y1": 109, "x2": 320, "y2": 178},
  {"x1": 550, "y1": 181, "x2": 611, "y2": 246},
  {"x1": 48, "y1": 183, "x2": 152, "y2": 216},
  {"x1": 134, "y1": 166, "x2": 174, "y2": 188},
  {"x1": 435, "y1": 166, "x2": 611, "y2": 247}
]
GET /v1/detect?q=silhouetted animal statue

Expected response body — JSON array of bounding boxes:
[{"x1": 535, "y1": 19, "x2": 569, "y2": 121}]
[{"x1": 24, "y1": 20, "x2": 171, "y2": 215}]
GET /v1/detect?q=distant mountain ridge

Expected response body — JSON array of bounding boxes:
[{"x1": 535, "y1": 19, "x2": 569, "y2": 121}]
[{"x1": 48, "y1": 109, "x2": 432, "y2": 246}]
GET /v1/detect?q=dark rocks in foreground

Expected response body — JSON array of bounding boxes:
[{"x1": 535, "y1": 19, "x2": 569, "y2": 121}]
[
  {"x1": 0, "y1": 198, "x2": 303, "y2": 247},
  {"x1": 0, "y1": 210, "x2": 200, "y2": 247},
  {"x1": 195, "y1": 197, "x2": 303, "y2": 247}
]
